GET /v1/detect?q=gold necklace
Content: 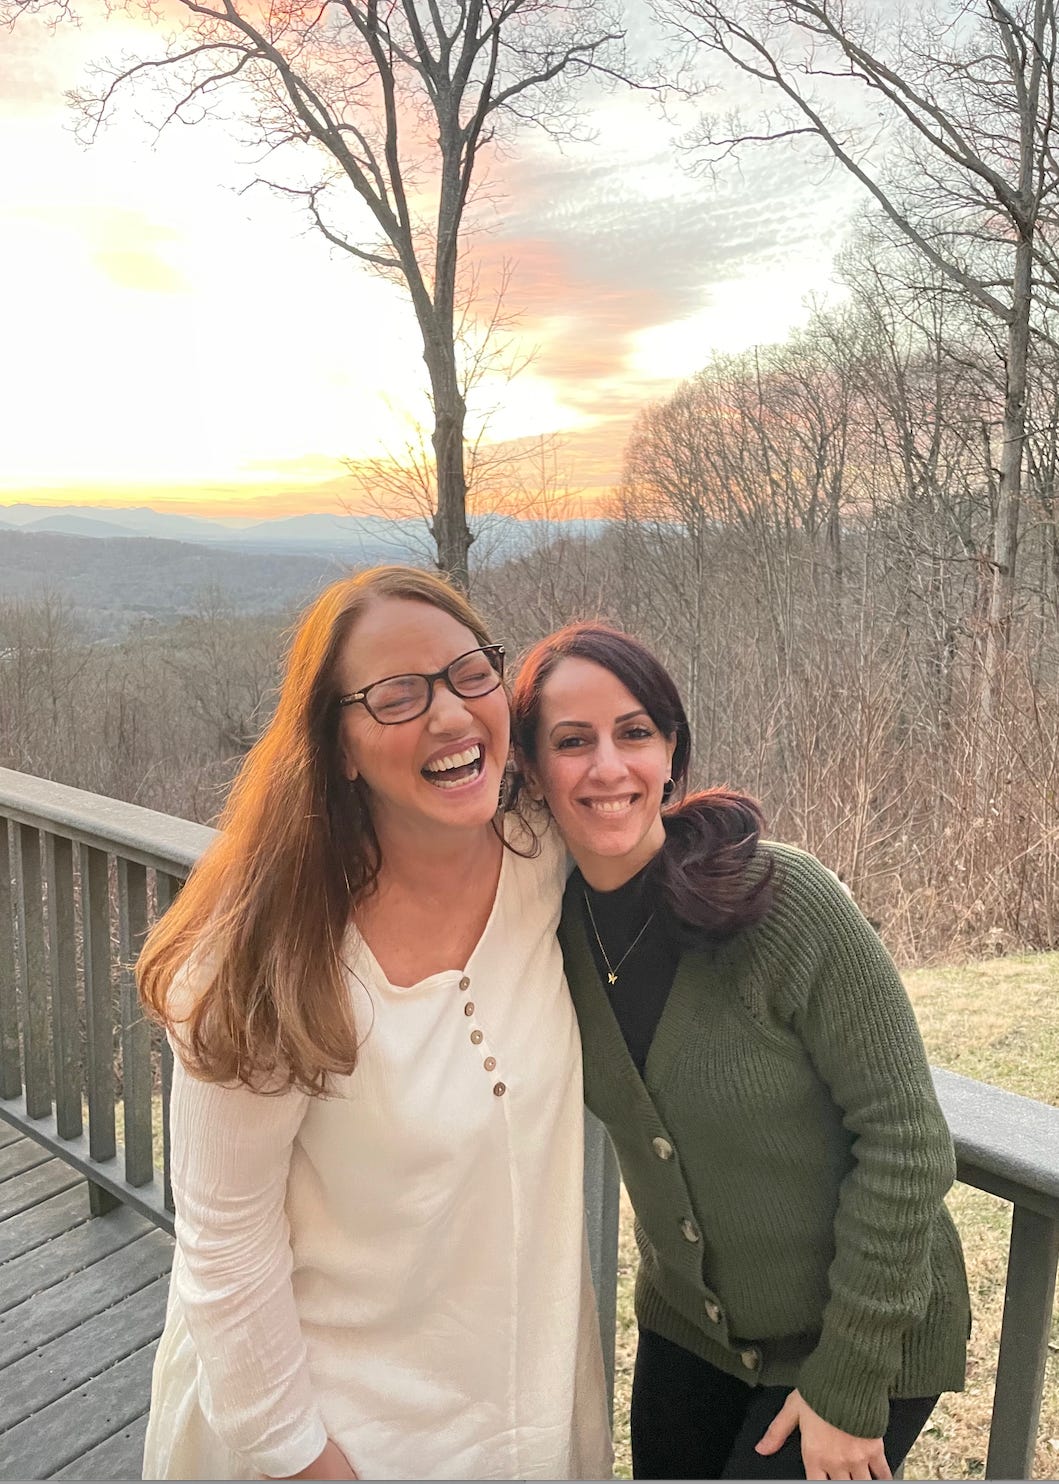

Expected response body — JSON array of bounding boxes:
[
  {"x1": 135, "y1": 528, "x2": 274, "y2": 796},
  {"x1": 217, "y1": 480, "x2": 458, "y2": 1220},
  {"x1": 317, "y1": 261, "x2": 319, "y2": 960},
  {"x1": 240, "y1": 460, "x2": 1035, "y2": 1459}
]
[{"x1": 583, "y1": 892, "x2": 656, "y2": 986}]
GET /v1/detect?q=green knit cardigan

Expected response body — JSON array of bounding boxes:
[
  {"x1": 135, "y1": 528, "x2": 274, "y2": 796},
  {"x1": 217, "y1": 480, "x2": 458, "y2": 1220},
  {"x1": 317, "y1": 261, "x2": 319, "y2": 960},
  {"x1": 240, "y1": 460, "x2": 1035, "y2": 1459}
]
[{"x1": 560, "y1": 842, "x2": 970, "y2": 1439}]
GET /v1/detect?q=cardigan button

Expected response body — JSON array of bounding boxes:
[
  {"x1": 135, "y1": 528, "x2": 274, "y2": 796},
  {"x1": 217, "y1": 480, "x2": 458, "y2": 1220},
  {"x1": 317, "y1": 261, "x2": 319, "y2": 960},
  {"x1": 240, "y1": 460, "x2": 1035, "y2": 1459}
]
[
  {"x1": 652, "y1": 1137, "x2": 674, "y2": 1161},
  {"x1": 680, "y1": 1217, "x2": 700, "y2": 1243},
  {"x1": 704, "y1": 1299, "x2": 722, "y2": 1325},
  {"x1": 740, "y1": 1347, "x2": 761, "y2": 1372},
  {"x1": 459, "y1": 976, "x2": 471, "y2": 991}
]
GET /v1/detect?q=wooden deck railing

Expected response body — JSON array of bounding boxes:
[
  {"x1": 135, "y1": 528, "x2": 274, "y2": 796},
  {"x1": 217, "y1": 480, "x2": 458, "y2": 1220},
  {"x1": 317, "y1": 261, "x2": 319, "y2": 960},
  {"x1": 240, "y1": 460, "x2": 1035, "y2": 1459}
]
[
  {"x1": 0, "y1": 768, "x2": 1056, "y2": 1479},
  {"x1": 0, "y1": 768, "x2": 212, "y2": 1235}
]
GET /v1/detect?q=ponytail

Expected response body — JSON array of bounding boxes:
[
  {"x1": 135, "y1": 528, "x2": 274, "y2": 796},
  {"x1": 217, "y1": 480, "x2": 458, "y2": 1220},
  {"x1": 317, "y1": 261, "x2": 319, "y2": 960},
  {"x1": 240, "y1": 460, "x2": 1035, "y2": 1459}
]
[{"x1": 646, "y1": 788, "x2": 773, "y2": 941}]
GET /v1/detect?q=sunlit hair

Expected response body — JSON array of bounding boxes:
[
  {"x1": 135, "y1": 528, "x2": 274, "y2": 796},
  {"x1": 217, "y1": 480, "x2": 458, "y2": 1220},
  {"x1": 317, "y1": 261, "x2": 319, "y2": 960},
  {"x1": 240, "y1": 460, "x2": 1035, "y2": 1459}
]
[
  {"x1": 511, "y1": 622, "x2": 773, "y2": 939},
  {"x1": 138, "y1": 566, "x2": 498, "y2": 1094}
]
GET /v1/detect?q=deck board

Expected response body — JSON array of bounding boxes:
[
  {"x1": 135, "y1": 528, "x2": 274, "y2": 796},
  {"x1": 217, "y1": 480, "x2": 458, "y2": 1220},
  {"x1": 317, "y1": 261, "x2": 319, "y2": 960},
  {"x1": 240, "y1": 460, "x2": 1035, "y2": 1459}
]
[
  {"x1": 0, "y1": 1229, "x2": 174, "y2": 1369},
  {"x1": 0, "y1": 1204, "x2": 154, "y2": 1314},
  {"x1": 50, "y1": 1412, "x2": 150, "y2": 1481},
  {"x1": 1, "y1": 1275, "x2": 170, "y2": 1431},
  {"x1": 0, "y1": 1186, "x2": 91, "y2": 1265},
  {"x1": 0, "y1": 1138, "x2": 52, "y2": 1183},
  {"x1": 0, "y1": 1339, "x2": 160, "y2": 1480},
  {"x1": 0, "y1": 1160, "x2": 81, "y2": 1223},
  {"x1": 0, "y1": 1169, "x2": 173, "y2": 1482}
]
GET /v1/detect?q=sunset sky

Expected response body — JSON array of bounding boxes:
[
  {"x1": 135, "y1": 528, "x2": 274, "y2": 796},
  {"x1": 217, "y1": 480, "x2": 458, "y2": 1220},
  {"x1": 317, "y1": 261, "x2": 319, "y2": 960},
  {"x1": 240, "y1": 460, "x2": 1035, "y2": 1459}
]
[{"x1": 1, "y1": 1, "x2": 861, "y2": 519}]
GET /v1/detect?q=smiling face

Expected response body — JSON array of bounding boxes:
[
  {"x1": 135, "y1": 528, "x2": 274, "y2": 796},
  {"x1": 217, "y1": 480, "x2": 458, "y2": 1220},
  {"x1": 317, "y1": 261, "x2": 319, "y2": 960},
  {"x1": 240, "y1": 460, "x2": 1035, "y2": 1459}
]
[
  {"x1": 335, "y1": 596, "x2": 510, "y2": 849},
  {"x1": 528, "y1": 656, "x2": 676, "y2": 890}
]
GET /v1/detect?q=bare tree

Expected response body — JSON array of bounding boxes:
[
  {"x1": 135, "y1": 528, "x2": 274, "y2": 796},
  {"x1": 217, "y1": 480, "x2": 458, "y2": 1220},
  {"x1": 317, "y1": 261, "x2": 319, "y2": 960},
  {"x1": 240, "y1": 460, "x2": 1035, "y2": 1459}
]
[
  {"x1": 76, "y1": 0, "x2": 624, "y2": 587},
  {"x1": 653, "y1": 0, "x2": 1059, "y2": 721},
  {"x1": 830, "y1": 227, "x2": 998, "y2": 709},
  {"x1": 162, "y1": 588, "x2": 282, "y2": 757}
]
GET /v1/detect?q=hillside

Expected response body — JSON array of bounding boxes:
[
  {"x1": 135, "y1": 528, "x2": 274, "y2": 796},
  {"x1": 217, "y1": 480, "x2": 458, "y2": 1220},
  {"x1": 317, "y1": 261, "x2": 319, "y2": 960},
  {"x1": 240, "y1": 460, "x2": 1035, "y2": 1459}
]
[{"x1": 0, "y1": 529, "x2": 353, "y2": 637}]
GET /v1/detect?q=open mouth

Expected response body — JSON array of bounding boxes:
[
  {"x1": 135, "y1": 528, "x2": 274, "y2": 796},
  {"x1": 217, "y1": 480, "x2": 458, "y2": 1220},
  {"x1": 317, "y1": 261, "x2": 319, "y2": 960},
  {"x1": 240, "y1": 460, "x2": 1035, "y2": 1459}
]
[
  {"x1": 421, "y1": 743, "x2": 485, "y2": 790},
  {"x1": 582, "y1": 796, "x2": 637, "y2": 815}
]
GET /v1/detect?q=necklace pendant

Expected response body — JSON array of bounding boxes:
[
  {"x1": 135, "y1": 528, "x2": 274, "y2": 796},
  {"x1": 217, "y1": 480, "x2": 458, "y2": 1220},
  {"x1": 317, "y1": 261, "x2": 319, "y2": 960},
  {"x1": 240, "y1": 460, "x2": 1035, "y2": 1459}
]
[{"x1": 583, "y1": 889, "x2": 655, "y2": 994}]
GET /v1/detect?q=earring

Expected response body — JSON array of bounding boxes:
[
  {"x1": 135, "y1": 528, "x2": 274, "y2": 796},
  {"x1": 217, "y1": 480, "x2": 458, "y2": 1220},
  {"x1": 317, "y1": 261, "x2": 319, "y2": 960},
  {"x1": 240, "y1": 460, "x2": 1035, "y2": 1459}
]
[{"x1": 662, "y1": 778, "x2": 675, "y2": 800}]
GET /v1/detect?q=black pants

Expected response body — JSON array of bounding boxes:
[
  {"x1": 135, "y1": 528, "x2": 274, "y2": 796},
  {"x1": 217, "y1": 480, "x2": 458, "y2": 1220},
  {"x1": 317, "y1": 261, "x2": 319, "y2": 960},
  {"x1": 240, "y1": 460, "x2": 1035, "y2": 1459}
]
[{"x1": 631, "y1": 1329, "x2": 938, "y2": 1480}]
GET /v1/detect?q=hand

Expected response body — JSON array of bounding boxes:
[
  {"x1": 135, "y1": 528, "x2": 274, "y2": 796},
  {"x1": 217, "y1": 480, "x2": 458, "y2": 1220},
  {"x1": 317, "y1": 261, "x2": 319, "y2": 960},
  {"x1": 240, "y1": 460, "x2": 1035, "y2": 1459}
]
[
  {"x1": 269, "y1": 1437, "x2": 358, "y2": 1480},
  {"x1": 755, "y1": 1388, "x2": 892, "y2": 1480}
]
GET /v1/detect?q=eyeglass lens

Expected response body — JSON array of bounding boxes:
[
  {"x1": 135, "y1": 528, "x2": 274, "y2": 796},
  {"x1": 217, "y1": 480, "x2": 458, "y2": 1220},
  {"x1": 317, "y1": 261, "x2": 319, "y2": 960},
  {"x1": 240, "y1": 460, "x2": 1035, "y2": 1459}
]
[{"x1": 368, "y1": 649, "x2": 501, "y2": 722}]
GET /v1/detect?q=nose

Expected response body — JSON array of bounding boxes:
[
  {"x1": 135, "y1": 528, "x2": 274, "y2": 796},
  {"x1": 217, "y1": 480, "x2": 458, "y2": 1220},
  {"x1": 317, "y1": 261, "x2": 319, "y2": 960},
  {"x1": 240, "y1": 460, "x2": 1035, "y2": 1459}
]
[
  {"x1": 589, "y1": 737, "x2": 626, "y2": 784},
  {"x1": 426, "y1": 678, "x2": 475, "y2": 732}
]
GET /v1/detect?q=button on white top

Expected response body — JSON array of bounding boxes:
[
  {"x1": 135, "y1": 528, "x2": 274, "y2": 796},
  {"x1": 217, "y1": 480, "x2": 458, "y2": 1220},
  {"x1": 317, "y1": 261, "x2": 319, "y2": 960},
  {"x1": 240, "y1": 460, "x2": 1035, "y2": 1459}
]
[{"x1": 459, "y1": 976, "x2": 471, "y2": 991}]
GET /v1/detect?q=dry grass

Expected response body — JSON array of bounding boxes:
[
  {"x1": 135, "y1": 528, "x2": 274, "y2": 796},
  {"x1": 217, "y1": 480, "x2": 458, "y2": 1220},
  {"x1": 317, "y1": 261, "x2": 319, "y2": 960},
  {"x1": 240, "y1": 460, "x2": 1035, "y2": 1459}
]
[{"x1": 611, "y1": 951, "x2": 1059, "y2": 1480}]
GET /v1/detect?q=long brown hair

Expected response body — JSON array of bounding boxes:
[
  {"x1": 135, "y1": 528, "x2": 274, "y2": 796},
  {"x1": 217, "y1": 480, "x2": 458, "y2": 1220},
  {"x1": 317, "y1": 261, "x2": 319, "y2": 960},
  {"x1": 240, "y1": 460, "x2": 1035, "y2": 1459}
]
[
  {"x1": 138, "y1": 566, "x2": 498, "y2": 1094},
  {"x1": 511, "y1": 622, "x2": 773, "y2": 940}
]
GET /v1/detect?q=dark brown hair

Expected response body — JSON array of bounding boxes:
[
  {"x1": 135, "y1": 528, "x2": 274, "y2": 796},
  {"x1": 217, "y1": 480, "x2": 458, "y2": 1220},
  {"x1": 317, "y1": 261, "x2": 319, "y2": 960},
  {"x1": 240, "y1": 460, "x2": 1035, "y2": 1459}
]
[
  {"x1": 138, "y1": 566, "x2": 500, "y2": 1094},
  {"x1": 511, "y1": 622, "x2": 773, "y2": 939}
]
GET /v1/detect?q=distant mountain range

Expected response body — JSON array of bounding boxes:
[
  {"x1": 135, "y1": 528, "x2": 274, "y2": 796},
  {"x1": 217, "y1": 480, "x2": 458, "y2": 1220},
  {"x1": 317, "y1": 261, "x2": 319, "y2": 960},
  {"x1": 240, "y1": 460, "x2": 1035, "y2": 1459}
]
[
  {"x1": 0, "y1": 529, "x2": 348, "y2": 639},
  {"x1": 0, "y1": 503, "x2": 607, "y2": 561},
  {"x1": 0, "y1": 505, "x2": 612, "y2": 638}
]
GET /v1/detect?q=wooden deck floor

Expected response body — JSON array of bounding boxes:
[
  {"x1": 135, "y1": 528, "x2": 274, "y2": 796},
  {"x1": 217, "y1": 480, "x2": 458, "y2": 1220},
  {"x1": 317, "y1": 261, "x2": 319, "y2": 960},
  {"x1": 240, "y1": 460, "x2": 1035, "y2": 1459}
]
[{"x1": 0, "y1": 1121, "x2": 174, "y2": 1482}]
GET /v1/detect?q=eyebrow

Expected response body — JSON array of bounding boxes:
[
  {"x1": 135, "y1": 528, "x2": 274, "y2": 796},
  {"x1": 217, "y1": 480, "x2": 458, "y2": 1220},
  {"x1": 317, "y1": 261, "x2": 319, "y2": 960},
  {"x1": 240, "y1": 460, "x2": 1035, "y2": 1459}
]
[{"x1": 548, "y1": 709, "x2": 650, "y2": 736}]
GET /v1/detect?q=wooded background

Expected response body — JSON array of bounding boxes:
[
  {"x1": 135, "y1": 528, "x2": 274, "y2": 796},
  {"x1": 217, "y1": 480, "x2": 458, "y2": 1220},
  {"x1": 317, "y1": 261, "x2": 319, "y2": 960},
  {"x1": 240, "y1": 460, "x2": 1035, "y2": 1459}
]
[{"x1": 5, "y1": 218, "x2": 1057, "y2": 968}]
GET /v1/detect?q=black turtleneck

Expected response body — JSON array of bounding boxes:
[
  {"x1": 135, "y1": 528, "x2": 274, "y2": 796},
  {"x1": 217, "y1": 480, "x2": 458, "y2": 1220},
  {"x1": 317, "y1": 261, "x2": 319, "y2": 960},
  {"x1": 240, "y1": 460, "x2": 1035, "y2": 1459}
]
[{"x1": 576, "y1": 862, "x2": 682, "y2": 1076}]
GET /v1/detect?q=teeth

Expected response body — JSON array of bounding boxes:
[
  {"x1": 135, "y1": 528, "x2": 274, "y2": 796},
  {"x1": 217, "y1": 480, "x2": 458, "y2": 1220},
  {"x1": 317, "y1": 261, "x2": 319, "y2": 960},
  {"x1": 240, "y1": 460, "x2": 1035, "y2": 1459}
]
[
  {"x1": 587, "y1": 798, "x2": 633, "y2": 813},
  {"x1": 424, "y1": 744, "x2": 483, "y2": 774}
]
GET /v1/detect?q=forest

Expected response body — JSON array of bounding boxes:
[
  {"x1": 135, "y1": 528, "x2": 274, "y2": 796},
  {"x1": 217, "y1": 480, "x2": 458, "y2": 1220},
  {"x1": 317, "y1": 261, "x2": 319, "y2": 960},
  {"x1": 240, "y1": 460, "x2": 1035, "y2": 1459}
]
[{"x1": 4, "y1": 224, "x2": 1057, "y2": 964}]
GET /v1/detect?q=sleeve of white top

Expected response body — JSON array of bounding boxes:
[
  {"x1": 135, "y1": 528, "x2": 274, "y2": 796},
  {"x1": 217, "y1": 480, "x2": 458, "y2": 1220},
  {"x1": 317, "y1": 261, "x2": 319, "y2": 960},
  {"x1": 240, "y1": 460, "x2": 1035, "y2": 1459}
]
[{"x1": 168, "y1": 1051, "x2": 329, "y2": 1477}]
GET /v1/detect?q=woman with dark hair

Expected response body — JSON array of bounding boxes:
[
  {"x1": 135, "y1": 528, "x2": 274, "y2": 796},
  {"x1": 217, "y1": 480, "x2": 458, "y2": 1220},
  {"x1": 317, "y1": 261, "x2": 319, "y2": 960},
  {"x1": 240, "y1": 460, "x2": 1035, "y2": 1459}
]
[
  {"x1": 512, "y1": 622, "x2": 969, "y2": 1483},
  {"x1": 138, "y1": 570, "x2": 611, "y2": 1482}
]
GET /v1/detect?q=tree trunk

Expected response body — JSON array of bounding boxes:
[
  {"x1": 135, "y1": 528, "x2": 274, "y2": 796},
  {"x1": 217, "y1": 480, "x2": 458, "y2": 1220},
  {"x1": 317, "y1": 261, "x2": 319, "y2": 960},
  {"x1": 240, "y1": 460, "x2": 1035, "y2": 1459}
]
[
  {"x1": 980, "y1": 233, "x2": 1031, "y2": 741},
  {"x1": 424, "y1": 336, "x2": 472, "y2": 590}
]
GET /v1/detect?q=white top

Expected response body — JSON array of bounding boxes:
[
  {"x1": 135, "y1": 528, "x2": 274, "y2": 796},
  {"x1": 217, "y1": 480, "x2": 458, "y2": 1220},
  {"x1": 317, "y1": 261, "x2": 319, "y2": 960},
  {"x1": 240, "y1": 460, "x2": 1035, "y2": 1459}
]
[{"x1": 142, "y1": 822, "x2": 612, "y2": 1481}]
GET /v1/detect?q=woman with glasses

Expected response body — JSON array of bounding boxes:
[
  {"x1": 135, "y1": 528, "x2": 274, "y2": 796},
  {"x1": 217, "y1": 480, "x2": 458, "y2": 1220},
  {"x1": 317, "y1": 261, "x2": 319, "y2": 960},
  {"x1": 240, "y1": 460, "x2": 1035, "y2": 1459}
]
[
  {"x1": 138, "y1": 569, "x2": 611, "y2": 1482},
  {"x1": 512, "y1": 623, "x2": 969, "y2": 1483}
]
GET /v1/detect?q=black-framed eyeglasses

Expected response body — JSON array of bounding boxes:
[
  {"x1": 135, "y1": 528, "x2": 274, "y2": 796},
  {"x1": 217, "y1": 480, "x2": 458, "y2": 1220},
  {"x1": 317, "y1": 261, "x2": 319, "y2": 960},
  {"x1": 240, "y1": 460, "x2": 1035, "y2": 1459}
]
[{"x1": 337, "y1": 645, "x2": 506, "y2": 725}]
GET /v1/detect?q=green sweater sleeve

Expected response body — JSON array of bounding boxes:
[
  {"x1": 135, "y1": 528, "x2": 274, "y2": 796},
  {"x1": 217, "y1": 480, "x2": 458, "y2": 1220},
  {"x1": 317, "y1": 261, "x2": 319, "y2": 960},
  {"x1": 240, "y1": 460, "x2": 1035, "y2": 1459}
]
[{"x1": 783, "y1": 861, "x2": 956, "y2": 1438}]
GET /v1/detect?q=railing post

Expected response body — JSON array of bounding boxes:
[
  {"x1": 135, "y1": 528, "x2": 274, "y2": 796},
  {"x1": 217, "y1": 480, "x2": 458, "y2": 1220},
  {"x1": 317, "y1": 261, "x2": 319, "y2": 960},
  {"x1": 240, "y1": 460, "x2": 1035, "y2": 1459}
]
[
  {"x1": 0, "y1": 820, "x2": 19, "y2": 1101},
  {"x1": 81, "y1": 842, "x2": 119, "y2": 1217},
  {"x1": 46, "y1": 831, "x2": 82, "y2": 1140},
  {"x1": 156, "y1": 871, "x2": 181, "y2": 1215},
  {"x1": 16, "y1": 822, "x2": 51, "y2": 1119},
  {"x1": 985, "y1": 1203, "x2": 1059, "y2": 1480},
  {"x1": 118, "y1": 858, "x2": 152, "y2": 1188},
  {"x1": 584, "y1": 1109, "x2": 620, "y2": 1406}
]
